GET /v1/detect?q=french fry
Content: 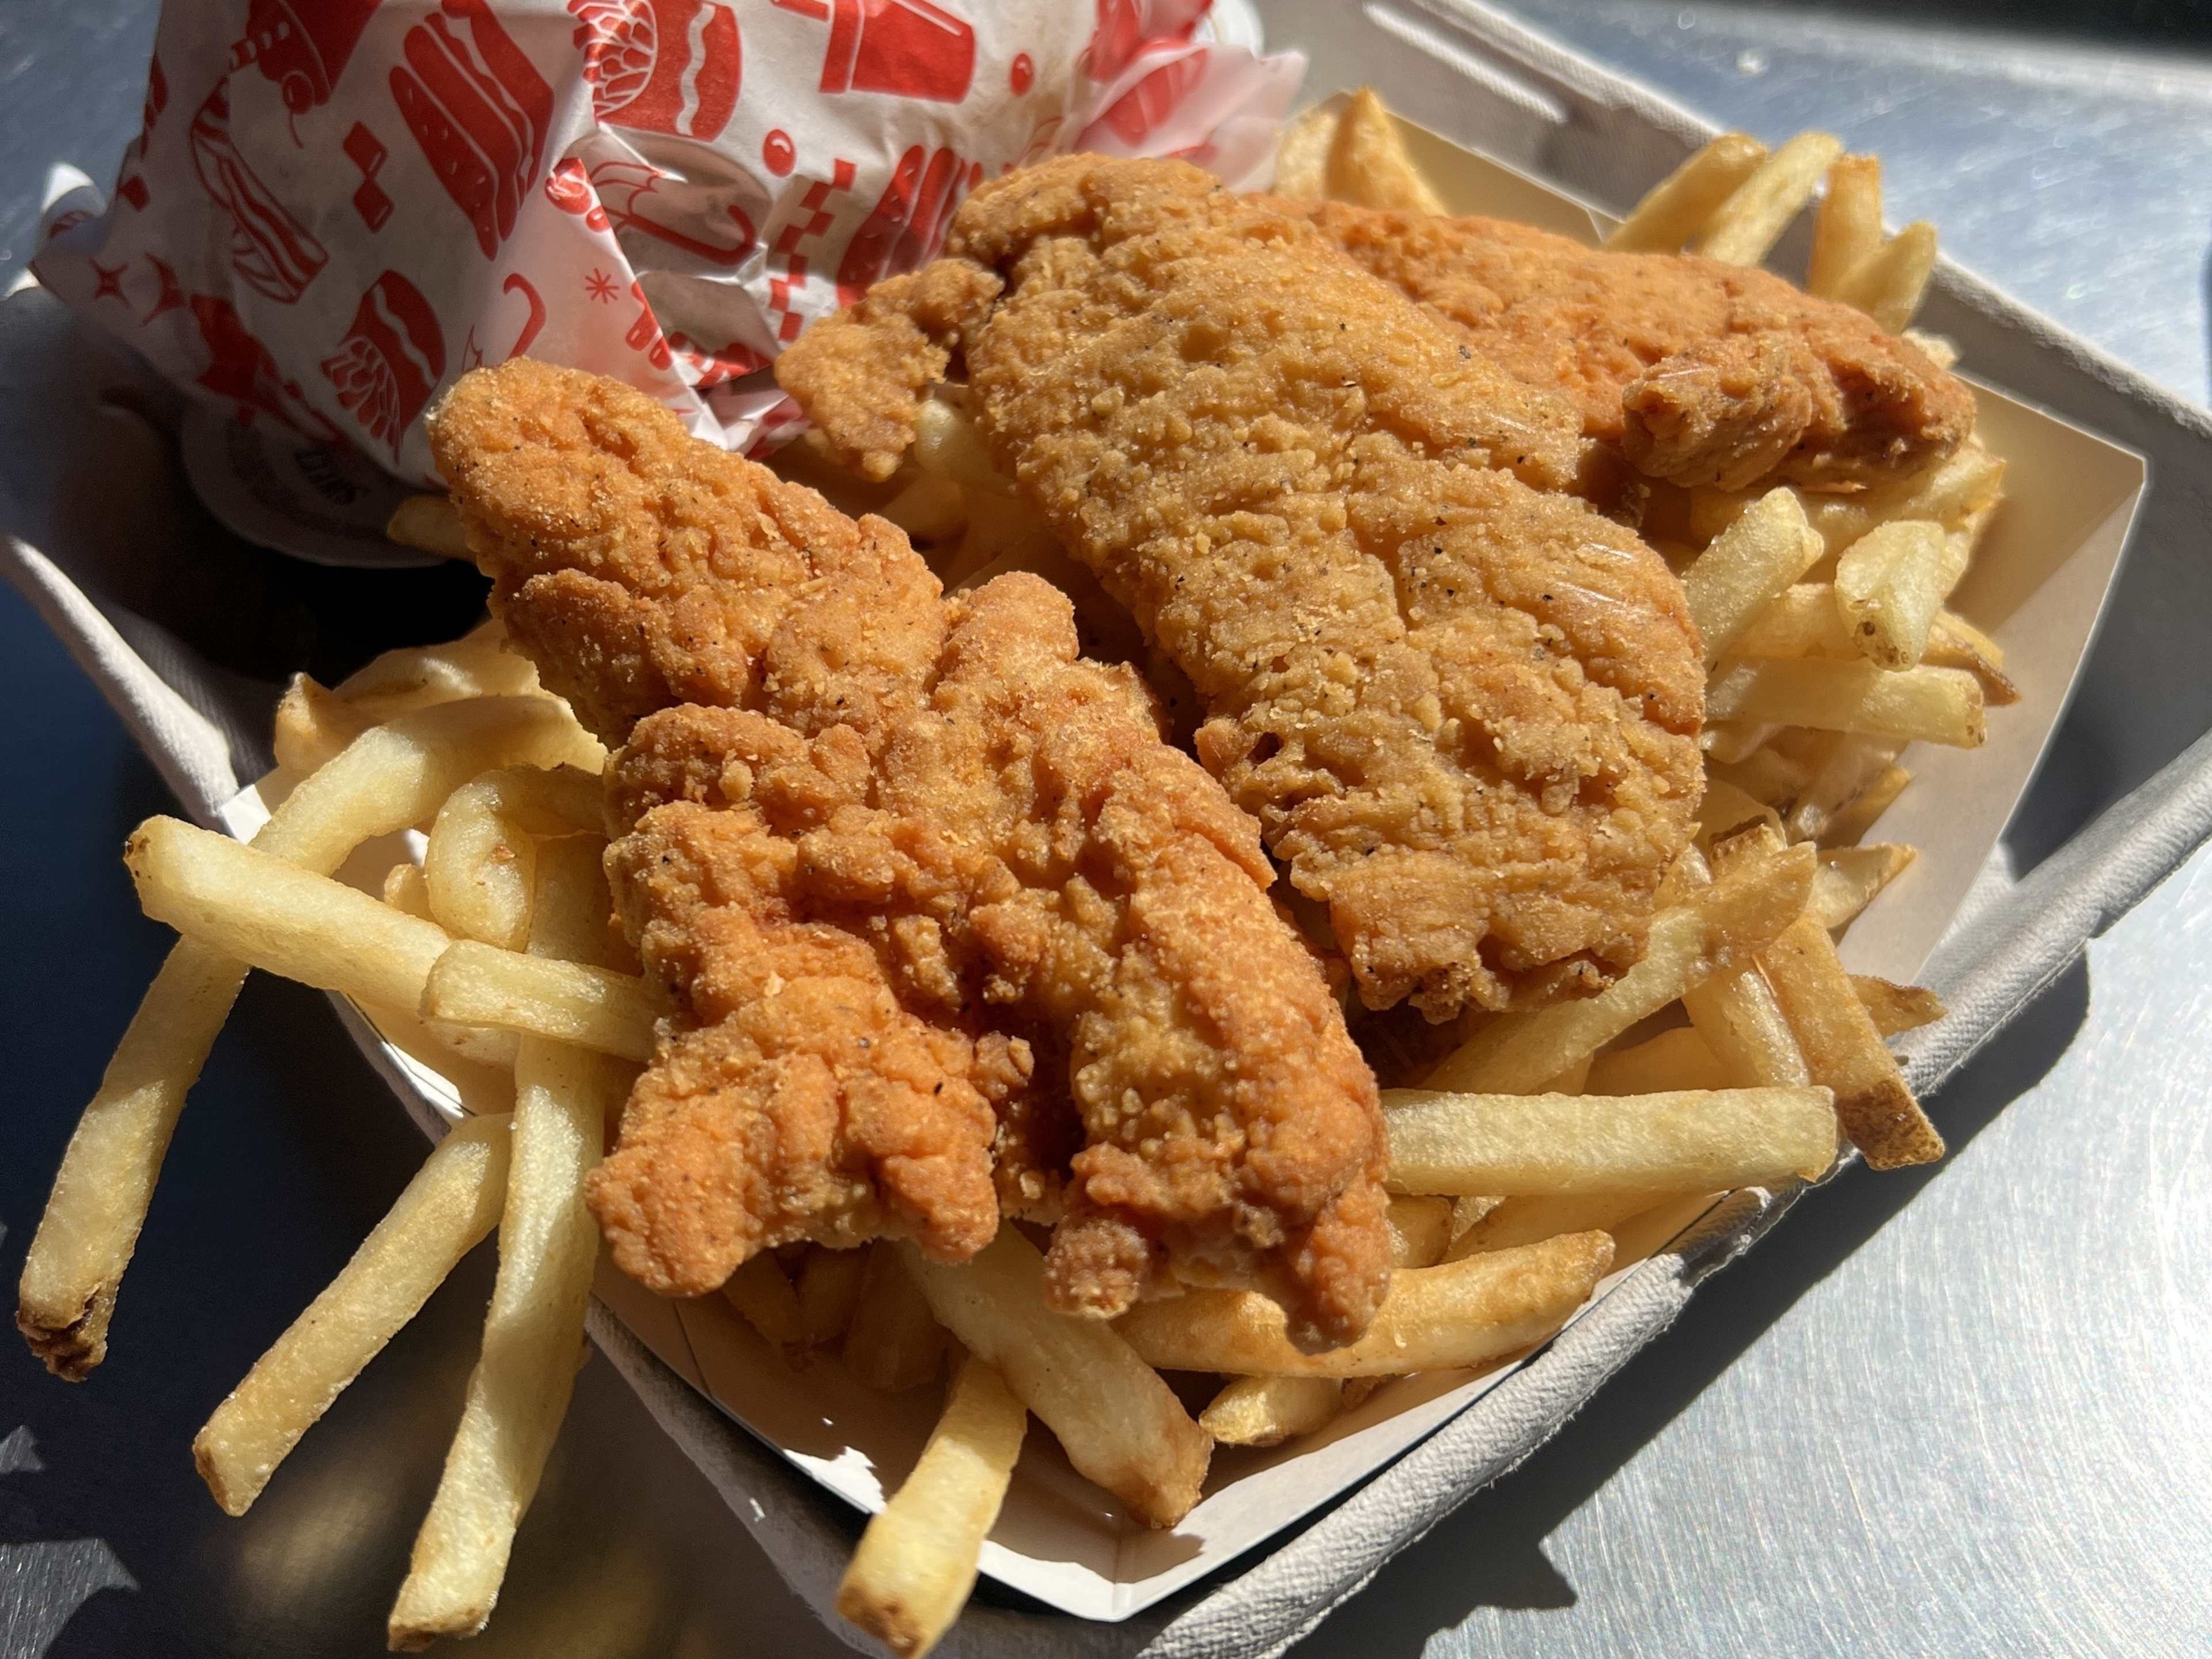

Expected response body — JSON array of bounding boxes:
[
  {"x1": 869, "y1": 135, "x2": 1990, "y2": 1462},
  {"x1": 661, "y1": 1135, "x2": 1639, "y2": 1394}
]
[
  {"x1": 420, "y1": 941, "x2": 661, "y2": 1065},
  {"x1": 880, "y1": 474, "x2": 970, "y2": 546},
  {"x1": 1200, "y1": 1375, "x2": 1343, "y2": 1447},
  {"x1": 1715, "y1": 828, "x2": 1942, "y2": 1167},
  {"x1": 1696, "y1": 777, "x2": 1782, "y2": 843},
  {"x1": 275, "y1": 637, "x2": 556, "y2": 776},
  {"x1": 1425, "y1": 840, "x2": 1814, "y2": 1093},
  {"x1": 1585, "y1": 1027, "x2": 1729, "y2": 1095},
  {"x1": 799, "y1": 1247, "x2": 872, "y2": 1349},
  {"x1": 1730, "y1": 584, "x2": 1855, "y2": 659},
  {"x1": 1694, "y1": 131, "x2": 1844, "y2": 266},
  {"x1": 1710, "y1": 745, "x2": 1815, "y2": 812},
  {"x1": 389, "y1": 839, "x2": 633, "y2": 1649},
  {"x1": 1810, "y1": 843, "x2": 1916, "y2": 929},
  {"x1": 1691, "y1": 442, "x2": 2006, "y2": 562},
  {"x1": 193, "y1": 1114, "x2": 511, "y2": 1515},
  {"x1": 724, "y1": 1254, "x2": 808, "y2": 1368},
  {"x1": 1834, "y1": 220, "x2": 1939, "y2": 332},
  {"x1": 1833, "y1": 520, "x2": 1965, "y2": 669},
  {"x1": 1444, "y1": 1191, "x2": 1671, "y2": 1260},
  {"x1": 382, "y1": 861, "x2": 435, "y2": 921},
  {"x1": 1681, "y1": 488, "x2": 1824, "y2": 666},
  {"x1": 1118, "y1": 1234, "x2": 1615, "y2": 1379},
  {"x1": 902, "y1": 1230, "x2": 1210, "y2": 1528},
  {"x1": 1819, "y1": 764, "x2": 1912, "y2": 847},
  {"x1": 1272, "y1": 101, "x2": 1342, "y2": 198},
  {"x1": 128, "y1": 818, "x2": 455, "y2": 1013},
  {"x1": 1903, "y1": 328, "x2": 1960, "y2": 369},
  {"x1": 1385, "y1": 1195, "x2": 1454, "y2": 1268},
  {"x1": 843, "y1": 1243, "x2": 947, "y2": 1393},
  {"x1": 1787, "y1": 733, "x2": 1904, "y2": 843},
  {"x1": 274, "y1": 675, "x2": 373, "y2": 776},
  {"x1": 912, "y1": 397, "x2": 1014, "y2": 496},
  {"x1": 1382, "y1": 1087, "x2": 1835, "y2": 1196},
  {"x1": 1681, "y1": 964, "x2": 1811, "y2": 1089},
  {"x1": 1701, "y1": 720, "x2": 1782, "y2": 764},
  {"x1": 1925, "y1": 611, "x2": 2020, "y2": 705},
  {"x1": 1807, "y1": 154, "x2": 1883, "y2": 298},
  {"x1": 1707, "y1": 658, "x2": 1984, "y2": 747},
  {"x1": 1606, "y1": 1191, "x2": 1731, "y2": 1268},
  {"x1": 1853, "y1": 975, "x2": 1947, "y2": 1037},
  {"x1": 1448, "y1": 1195, "x2": 1506, "y2": 1244},
  {"x1": 1326, "y1": 86, "x2": 1446, "y2": 213},
  {"x1": 1608, "y1": 132, "x2": 1768, "y2": 252},
  {"x1": 836, "y1": 1355, "x2": 1027, "y2": 1659},
  {"x1": 387, "y1": 494, "x2": 472, "y2": 559},
  {"x1": 423, "y1": 764, "x2": 604, "y2": 950}
]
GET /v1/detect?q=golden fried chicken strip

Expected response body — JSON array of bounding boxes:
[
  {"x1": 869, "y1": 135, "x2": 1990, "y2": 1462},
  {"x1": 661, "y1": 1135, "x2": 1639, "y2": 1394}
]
[
  {"x1": 778, "y1": 156, "x2": 1706, "y2": 1019},
  {"x1": 1301, "y1": 202, "x2": 1975, "y2": 493},
  {"x1": 431, "y1": 361, "x2": 1391, "y2": 1345}
]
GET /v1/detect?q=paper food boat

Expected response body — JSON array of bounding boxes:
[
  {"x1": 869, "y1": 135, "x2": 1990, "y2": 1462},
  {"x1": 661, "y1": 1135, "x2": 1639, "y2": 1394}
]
[{"x1": 196, "y1": 104, "x2": 2142, "y2": 1623}]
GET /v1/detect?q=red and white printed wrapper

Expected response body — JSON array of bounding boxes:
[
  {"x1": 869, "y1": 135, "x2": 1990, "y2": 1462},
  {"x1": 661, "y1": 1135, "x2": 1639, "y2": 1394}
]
[{"x1": 32, "y1": 0, "x2": 1301, "y2": 563}]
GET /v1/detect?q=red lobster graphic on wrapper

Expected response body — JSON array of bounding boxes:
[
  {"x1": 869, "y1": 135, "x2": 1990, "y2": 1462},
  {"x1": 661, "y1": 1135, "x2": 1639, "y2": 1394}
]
[
  {"x1": 836, "y1": 144, "x2": 974, "y2": 303},
  {"x1": 188, "y1": 81, "x2": 328, "y2": 304},
  {"x1": 320, "y1": 270, "x2": 448, "y2": 461},
  {"x1": 391, "y1": 0, "x2": 555, "y2": 259},
  {"x1": 571, "y1": 1, "x2": 743, "y2": 141},
  {"x1": 768, "y1": 0, "x2": 975, "y2": 103}
]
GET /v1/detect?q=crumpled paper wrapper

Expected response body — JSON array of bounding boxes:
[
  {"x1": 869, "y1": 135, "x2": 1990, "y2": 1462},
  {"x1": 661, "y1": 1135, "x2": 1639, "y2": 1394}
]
[{"x1": 32, "y1": 0, "x2": 1300, "y2": 560}]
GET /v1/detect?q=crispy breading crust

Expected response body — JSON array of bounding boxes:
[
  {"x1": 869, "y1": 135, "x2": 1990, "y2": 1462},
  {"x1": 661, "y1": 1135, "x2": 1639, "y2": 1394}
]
[
  {"x1": 1302, "y1": 201, "x2": 1975, "y2": 493},
  {"x1": 777, "y1": 156, "x2": 1706, "y2": 1018},
  {"x1": 431, "y1": 361, "x2": 1391, "y2": 1346}
]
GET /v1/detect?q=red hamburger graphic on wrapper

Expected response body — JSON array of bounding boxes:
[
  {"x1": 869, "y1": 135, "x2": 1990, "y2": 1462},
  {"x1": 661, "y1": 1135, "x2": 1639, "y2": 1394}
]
[
  {"x1": 391, "y1": 0, "x2": 555, "y2": 259},
  {"x1": 320, "y1": 270, "x2": 448, "y2": 460},
  {"x1": 572, "y1": 0, "x2": 743, "y2": 142}
]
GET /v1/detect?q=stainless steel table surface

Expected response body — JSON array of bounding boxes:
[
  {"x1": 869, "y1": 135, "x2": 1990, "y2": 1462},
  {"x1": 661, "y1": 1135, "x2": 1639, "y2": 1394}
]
[{"x1": 5, "y1": 3, "x2": 2210, "y2": 1655}]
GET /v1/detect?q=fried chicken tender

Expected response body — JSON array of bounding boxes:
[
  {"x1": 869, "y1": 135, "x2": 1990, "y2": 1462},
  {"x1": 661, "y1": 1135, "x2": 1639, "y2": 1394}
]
[
  {"x1": 431, "y1": 359, "x2": 1391, "y2": 1346},
  {"x1": 1301, "y1": 203, "x2": 1975, "y2": 493},
  {"x1": 777, "y1": 156, "x2": 1706, "y2": 1019}
]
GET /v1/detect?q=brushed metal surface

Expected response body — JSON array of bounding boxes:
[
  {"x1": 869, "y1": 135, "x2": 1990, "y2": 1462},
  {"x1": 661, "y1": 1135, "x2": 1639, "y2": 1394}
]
[{"x1": 4, "y1": 3, "x2": 2210, "y2": 1656}]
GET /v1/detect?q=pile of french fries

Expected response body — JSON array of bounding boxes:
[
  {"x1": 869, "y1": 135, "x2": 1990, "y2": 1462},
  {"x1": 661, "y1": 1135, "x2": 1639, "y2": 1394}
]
[{"x1": 19, "y1": 90, "x2": 1999, "y2": 1659}]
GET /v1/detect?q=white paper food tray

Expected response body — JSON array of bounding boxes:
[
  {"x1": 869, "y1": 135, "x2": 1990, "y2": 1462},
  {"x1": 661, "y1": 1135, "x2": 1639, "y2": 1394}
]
[
  {"x1": 198, "y1": 115, "x2": 2141, "y2": 1627},
  {"x1": 15, "y1": 4, "x2": 2212, "y2": 1651}
]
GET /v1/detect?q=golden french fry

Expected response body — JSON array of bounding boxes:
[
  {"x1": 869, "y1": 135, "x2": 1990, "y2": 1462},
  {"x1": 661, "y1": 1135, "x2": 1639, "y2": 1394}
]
[
  {"x1": 420, "y1": 941, "x2": 661, "y2": 1065},
  {"x1": 1605, "y1": 1191, "x2": 1731, "y2": 1268},
  {"x1": 1730, "y1": 584, "x2": 1853, "y2": 660},
  {"x1": 1696, "y1": 778, "x2": 1782, "y2": 844},
  {"x1": 1834, "y1": 220, "x2": 1939, "y2": 332},
  {"x1": 1326, "y1": 86, "x2": 1446, "y2": 213},
  {"x1": 423, "y1": 764, "x2": 604, "y2": 951},
  {"x1": 1272, "y1": 101, "x2": 1342, "y2": 198},
  {"x1": 1819, "y1": 764, "x2": 1912, "y2": 847},
  {"x1": 1853, "y1": 975, "x2": 1947, "y2": 1037},
  {"x1": 723, "y1": 1255, "x2": 808, "y2": 1369},
  {"x1": 1810, "y1": 843, "x2": 1916, "y2": 929},
  {"x1": 1786, "y1": 733, "x2": 1904, "y2": 843},
  {"x1": 1692, "y1": 442, "x2": 2006, "y2": 562},
  {"x1": 128, "y1": 818, "x2": 454, "y2": 1012},
  {"x1": 1715, "y1": 828, "x2": 1942, "y2": 1168},
  {"x1": 1833, "y1": 520, "x2": 1966, "y2": 669},
  {"x1": 1386, "y1": 1195, "x2": 1454, "y2": 1268},
  {"x1": 836, "y1": 1354, "x2": 1026, "y2": 1659},
  {"x1": 1118, "y1": 1234, "x2": 1616, "y2": 1379},
  {"x1": 194, "y1": 1115, "x2": 510, "y2": 1515},
  {"x1": 1444, "y1": 1190, "x2": 1672, "y2": 1260},
  {"x1": 913, "y1": 397, "x2": 1014, "y2": 496},
  {"x1": 1426, "y1": 840, "x2": 1815, "y2": 1094},
  {"x1": 274, "y1": 675, "x2": 372, "y2": 777},
  {"x1": 1382, "y1": 1086, "x2": 1836, "y2": 1196},
  {"x1": 1711, "y1": 745, "x2": 1815, "y2": 812},
  {"x1": 1925, "y1": 611, "x2": 2020, "y2": 705},
  {"x1": 1700, "y1": 720, "x2": 1782, "y2": 765},
  {"x1": 1708, "y1": 658, "x2": 1984, "y2": 747},
  {"x1": 843, "y1": 1243, "x2": 947, "y2": 1393},
  {"x1": 1448, "y1": 1195, "x2": 1506, "y2": 1244},
  {"x1": 1807, "y1": 154, "x2": 1883, "y2": 298},
  {"x1": 1608, "y1": 132, "x2": 1768, "y2": 252},
  {"x1": 1200, "y1": 1374, "x2": 1343, "y2": 1447},
  {"x1": 1682, "y1": 488, "x2": 1824, "y2": 666},
  {"x1": 1694, "y1": 131, "x2": 1844, "y2": 265},
  {"x1": 382, "y1": 862, "x2": 435, "y2": 921},
  {"x1": 798, "y1": 1248, "x2": 872, "y2": 1349},
  {"x1": 902, "y1": 1230, "x2": 1210, "y2": 1528},
  {"x1": 880, "y1": 474, "x2": 970, "y2": 546},
  {"x1": 1682, "y1": 964, "x2": 1811, "y2": 1089},
  {"x1": 1903, "y1": 328, "x2": 1959, "y2": 368},
  {"x1": 1585, "y1": 1027, "x2": 1729, "y2": 1095},
  {"x1": 389, "y1": 841, "x2": 631, "y2": 1649},
  {"x1": 387, "y1": 494, "x2": 472, "y2": 559}
]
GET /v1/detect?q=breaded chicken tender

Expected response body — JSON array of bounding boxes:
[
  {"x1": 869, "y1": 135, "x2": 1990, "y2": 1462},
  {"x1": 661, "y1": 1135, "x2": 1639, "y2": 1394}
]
[
  {"x1": 431, "y1": 359, "x2": 1391, "y2": 1347},
  {"x1": 1301, "y1": 203, "x2": 1975, "y2": 493},
  {"x1": 778, "y1": 156, "x2": 1706, "y2": 1018}
]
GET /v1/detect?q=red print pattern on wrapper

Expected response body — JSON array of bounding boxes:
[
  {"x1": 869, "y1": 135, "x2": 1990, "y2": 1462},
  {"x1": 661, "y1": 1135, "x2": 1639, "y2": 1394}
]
[
  {"x1": 545, "y1": 158, "x2": 613, "y2": 230},
  {"x1": 391, "y1": 0, "x2": 555, "y2": 259},
  {"x1": 770, "y1": 0, "x2": 976, "y2": 104},
  {"x1": 320, "y1": 270, "x2": 448, "y2": 460},
  {"x1": 343, "y1": 123, "x2": 393, "y2": 231},
  {"x1": 571, "y1": 1, "x2": 743, "y2": 142},
  {"x1": 116, "y1": 55, "x2": 168, "y2": 212},
  {"x1": 191, "y1": 293, "x2": 341, "y2": 443},
  {"x1": 668, "y1": 331, "x2": 767, "y2": 389},
  {"x1": 233, "y1": 0, "x2": 380, "y2": 118},
  {"x1": 590, "y1": 158, "x2": 758, "y2": 266},
  {"x1": 144, "y1": 255, "x2": 187, "y2": 324},
  {"x1": 836, "y1": 143, "x2": 970, "y2": 301},
  {"x1": 624, "y1": 278, "x2": 673, "y2": 369},
  {"x1": 190, "y1": 81, "x2": 329, "y2": 304},
  {"x1": 1097, "y1": 48, "x2": 1206, "y2": 145},
  {"x1": 765, "y1": 159, "x2": 854, "y2": 343},
  {"x1": 1084, "y1": 0, "x2": 1145, "y2": 81}
]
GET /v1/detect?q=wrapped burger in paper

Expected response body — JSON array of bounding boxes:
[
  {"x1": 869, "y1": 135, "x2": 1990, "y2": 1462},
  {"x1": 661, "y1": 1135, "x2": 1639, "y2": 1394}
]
[{"x1": 32, "y1": 0, "x2": 1300, "y2": 562}]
